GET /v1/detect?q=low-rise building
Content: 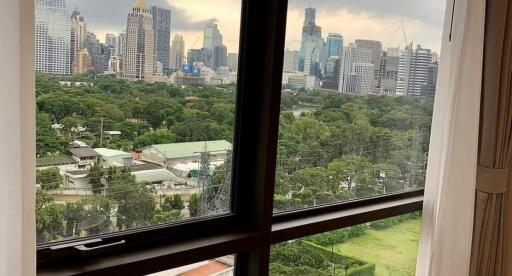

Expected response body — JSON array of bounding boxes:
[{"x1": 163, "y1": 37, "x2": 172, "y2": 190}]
[
  {"x1": 94, "y1": 148, "x2": 133, "y2": 167},
  {"x1": 69, "y1": 147, "x2": 100, "y2": 169}
]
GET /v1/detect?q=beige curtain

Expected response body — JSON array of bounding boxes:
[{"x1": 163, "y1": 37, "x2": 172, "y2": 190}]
[{"x1": 470, "y1": 0, "x2": 512, "y2": 275}]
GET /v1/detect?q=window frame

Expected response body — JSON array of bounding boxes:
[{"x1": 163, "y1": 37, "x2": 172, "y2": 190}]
[{"x1": 35, "y1": 0, "x2": 428, "y2": 274}]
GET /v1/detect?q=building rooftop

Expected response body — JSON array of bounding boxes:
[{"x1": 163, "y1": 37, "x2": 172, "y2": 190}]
[
  {"x1": 94, "y1": 148, "x2": 131, "y2": 158},
  {"x1": 36, "y1": 155, "x2": 76, "y2": 167},
  {"x1": 70, "y1": 147, "x2": 100, "y2": 158},
  {"x1": 148, "y1": 140, "x2": 232, "y2": 159}
]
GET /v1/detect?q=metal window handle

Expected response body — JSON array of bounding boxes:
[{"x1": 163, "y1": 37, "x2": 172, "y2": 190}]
[{"x1": 73, "y1": 240, "x2": 126, "y2": 257}]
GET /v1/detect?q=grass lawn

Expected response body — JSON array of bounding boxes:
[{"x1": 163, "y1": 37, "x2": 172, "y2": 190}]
[{"x1": 334, "y1": 218, "x2": 421, "y2": 276}]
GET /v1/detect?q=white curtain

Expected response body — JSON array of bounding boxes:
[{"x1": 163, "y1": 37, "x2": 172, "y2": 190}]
[
  {"x1": 0, "y1": 0, "x2": 36, "y2": 275},
  {"x1": 416, "y1": 0, "x2": 486, "y2": 275}
]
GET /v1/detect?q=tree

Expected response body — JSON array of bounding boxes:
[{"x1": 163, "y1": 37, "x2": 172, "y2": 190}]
[
  {"x1": 151, "y1": 209, "x2": 183, "y2": 224},
  {"x1": 88, "y1": 162, "x2": 104, "y2": 194},
  {"x1": 161, "y1": 195, "x2": 184, "y2": 212},
  {"x1": 133, "y1": 130, "x2": 177, "y2": 149},
  {"x1": 188, "y1": 194, "x2": 199, "y2": 217},
  {"x1": 36, "y1": 191, "x2": 65, "y2": 243},
  {"x1": 36, "y1": 167, "x2": 63, "y2": 190},
  {"x1": 107, "y1": 169, "x2": 156, "y2": 230},
  {"x1": 37, "y1": 93, "x2": 81, "y2": 122}
]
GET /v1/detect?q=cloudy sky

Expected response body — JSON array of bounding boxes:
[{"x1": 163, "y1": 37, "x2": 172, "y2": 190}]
[{"x1": 68, "y1": 0, "x2": 447, "y2": 54}]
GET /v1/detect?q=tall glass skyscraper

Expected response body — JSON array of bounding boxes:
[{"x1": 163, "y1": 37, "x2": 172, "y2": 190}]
[
  {"x1": 35, "y1": 0, "x2": 71, "y2": 75},
  {"x1": 298, "y1": 8, "x2": 324, "y2": 78},
  {"x1": 325, "y1": 33, "x2": 343, "y2": 58}
]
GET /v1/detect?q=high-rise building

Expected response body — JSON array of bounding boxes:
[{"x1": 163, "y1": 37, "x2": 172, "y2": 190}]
[
  {"x1": 70, "y1": 9, "x2": 87, "y2": 75},
  {"x1": 123, "y1": 0, "x2": 155, "y2": 81},
  {"x1": 213, "y1": 45, "x2": 228, "y2": 71},
  {"x1": 339, "y1": 43, "x2": 373, "y2": 94},
  {"x1": 116, "y1": 32, "x2": 126, "y2": 57},
  {"x1": 35, "y1": 0, "x2": 71, "y2": 75},
  {"x1": 200, "y1": 48, "x2": 214, "y2": 68},
  {"x1": 73, "y1": 48, "x2": 93, "y2": 74},
  {"x1": 187, "y1": 49, "x2": 202, "y2": 66},
  {"x1": 299, "y1": 8, "x2": 324, "y2": 78},
  {"x1": 105, "y1": 34, "x2": 117, "y2": 50},
  {"x1": 378, "y1": 48, "x2": 400, "y2": 95},
  {"x1": 85, "y1": 32, "x2": 111, "y2": 73},
  {"x1": 203, "y1": 23, "x2": 223, "y2": 50},
  {"x1": 321, "y1": 56, "x2": 341, "y2": 90},
  {"x1": 325, "y1": 33, "x2": 343, "y2": 58},
  {"x1": 397, "y1": 44, "x2": 437, "y2": 97},
  {"x1": 283, "y1": 49, "x2": 300, "y2": 72},
  {"x1": 355, "y1": 39, "x2": 382, "y2": 93},
  {"x1": 227, "y1": 53, "x2": 239, "y2": 72},
  {"x1": 151, "y1": 6, "x2": 171, "y2": 72},
  {"x1": 170, "y1": 34, "x2": 185, "y2": 70}
]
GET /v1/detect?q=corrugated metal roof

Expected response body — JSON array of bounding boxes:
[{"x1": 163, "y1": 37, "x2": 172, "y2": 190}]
[{"x1": 148, "y1": 140, "x2": 231, "y2": 159}]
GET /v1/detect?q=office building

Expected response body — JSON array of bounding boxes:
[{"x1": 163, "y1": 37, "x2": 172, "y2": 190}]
[
  {"x1": 227, "y1": 53, "x2": 239, "y2": 72},
  {"x1": 170, "y1": 34, "x2": 185, "y2": 70},
  {"x1": 151, "y1": 6, "x2": 171, "y2": 72},
  {"x1": 116, "y1": 32, "x2": 126, "y2": 57},
  {"x1": 35, "y1": 0, "x2": 71, "y2": 75},
  {"x1": 397, "y1": 44, "x2": 437, "y2": 97},
  {"x1": 283, "y1": 49, "x2": 299, "y2": 72},
  {"x1": 73, "y1": 48, "x2": 93, "y2": 74},
  {"x1": 325, "y1": 33, "x2": 343, "y2": 58},
  {"x1": 339, "y1": 43, "x2": 373, "y2": 94},
  {"x1": 123, "y1": 0, "x2": 155, "y2": 81},
  {"x1": 203, "y1": 23, "x2": 223, "y2": 50},
  {"x1": 298, "y1": 8, "x2": 324, "y2": 77},
  {"x1": 213, "y1": 45, "x2": 228, "y2": 71},
  {"x1": 70, "y1": 9, "x2": 87, "y2": 75},
  {"x1": 322, "y1": 56, "x2": 341, "y2": 90},
  {"x1": 187, "y1": 49, "x2": 202, "y2": 66}
]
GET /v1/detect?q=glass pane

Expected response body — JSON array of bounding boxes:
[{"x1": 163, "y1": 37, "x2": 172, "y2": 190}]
[
  {"x1": 147, "y1": 255, "x2": 235, "y2": 276},
  {"x1": 274, "y1": 1, "x2": 446, "y2": 213},
  {"x1": 270, "y1": 213, "x2": 421, "y2": 276},
  {"x1": 35, "y1": 0, "x2": 241, "y2": 244}
]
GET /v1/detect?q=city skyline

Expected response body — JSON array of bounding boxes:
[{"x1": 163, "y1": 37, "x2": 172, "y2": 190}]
[{"x1": 67, "y1": 0, "x2": 445, "y2": 55}]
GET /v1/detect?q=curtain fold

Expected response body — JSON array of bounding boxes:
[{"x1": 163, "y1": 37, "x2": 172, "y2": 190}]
[
  {"x1": 415, "y1": 0, "x2": 486, "y2": 274},
  {"x1": 470, "y1": 0, "x2": 512, "y2": 274}
]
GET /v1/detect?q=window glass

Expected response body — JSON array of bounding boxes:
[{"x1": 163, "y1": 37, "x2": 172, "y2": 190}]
[
  {"x1": 270, "y1": 213, "x2": 422, "y2": 275},
  {"x1": 35, "y1": 0, "x2": 241, "y2": 244},
  {"x1": 274, "y1": 0, "x2": 446, "y2": 213}
]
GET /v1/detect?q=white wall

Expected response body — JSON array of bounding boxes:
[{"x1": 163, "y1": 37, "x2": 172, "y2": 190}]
[{"x1": 0, "y1": 0, "x2": 36, "y2": 274}]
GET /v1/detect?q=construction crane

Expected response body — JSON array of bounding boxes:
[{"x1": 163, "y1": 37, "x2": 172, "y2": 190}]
[{"x1": 384, "y1": 20, "x2": 409, "y2": 49}]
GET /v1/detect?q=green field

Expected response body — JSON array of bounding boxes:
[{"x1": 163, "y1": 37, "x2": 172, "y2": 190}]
[{"x1": 334, "y1": 218, "x2": 421, "y2": 276}]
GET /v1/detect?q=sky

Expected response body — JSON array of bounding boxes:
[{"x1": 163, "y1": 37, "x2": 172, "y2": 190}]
[{"x1": 67, "y1": 0, "x2": 447, "y2": 54}]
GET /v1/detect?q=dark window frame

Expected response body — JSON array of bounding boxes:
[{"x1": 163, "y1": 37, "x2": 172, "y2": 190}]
[{"x1": 36, "y1": 0, "x2": 426, "y2": 275}]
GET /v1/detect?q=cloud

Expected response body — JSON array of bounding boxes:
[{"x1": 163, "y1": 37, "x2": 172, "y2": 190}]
[
  {"x1": 67, "y1": 0, "x2": 216, "y2": 33},
  {"x1": 288, "y1": 0, "x2": 446, "y2": 27}
]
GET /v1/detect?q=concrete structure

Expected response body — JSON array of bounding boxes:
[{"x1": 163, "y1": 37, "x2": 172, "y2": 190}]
[
  {"x1": 35, "y1": 0, "x2": 71, "y2": 75},
  {"x1": 397, "y1": 44, "x2": 438, "y2": 97},
  {"x1": 73, "y1": 48, "x2": 93, "y2": 74},
  {"x1": 69, "y1": 147, "x2": 99, "y2": 169},
  {"x1": 85, "y1": 32, "x2": 111, "y2": 74},
  {"x1": 322, "y1": 56, "x2": 341, "y2": 90},
  {"x1": 170, "y1": 34, "x2": 185, "y2": 70},
  {"x1": 151, "y1": 6, "x2": 171, "y2": 72},
  {"x1": 123, "y1": 0, "x2": 155, "y2": 81},
  {"x1": 116, "y1": 32, "x2": 126, "y2": 57},
  {"x1": 213, "y1": 45, "x2": 228, "y2": 71}
]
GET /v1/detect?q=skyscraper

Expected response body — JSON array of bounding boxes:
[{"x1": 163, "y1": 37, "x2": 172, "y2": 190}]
[
  {"x1": 123, "y1": 0, "x2": 155, "y2": 81},
  {"x1": 213, "y1": 45, "x2": 228, "y2": 71},
  {"x1": 116, "y1": 32, "x2": 126, "y2": 57},
  {"x1": 85, "y1": 32, "x2": 111, "y2": 74},
  {"x1": 322, "y1": 56, "x2": 341, "y2": 90},
  {"x1": 203, "y1": 23, "x2": 223, "y2": 50},
  {"x1": 35, "y1": 0, "x2": 71, "y2": 75},
  {"x1": 378, "y1": 48, "x2": 400, "y2": 95},
  {"x1": 170, "y1": 34, "x2": 185, "y2": 70},
  {"x1": 283, "y1": 49, "x2": 300, "y2": 72},
  {"x1": 227, "y1": 53, "x2": 239, "y2": 72},
  {"x1": 355, "y1": 39, "x2": 383, "y2": 92},
  {"x1": 151, "y1": 6, "x2": 171, "y2": 72},
  {"x1": 187, "y1": 49, "x2": 202, "y2": 66},
  {"x1": 325, "y1": 33, "x2": 343, "y2": 58},
  {"x1": 299, "y1": 8, "x2": 324, "y2": 78},
  {"x1": 339, "y1": 43, "x2": 374, "y2": 94},
  {"x1": 397, "y1": 44, "x2": 437, "y2": 97},
  {"x1": 105, "y1": 34, "x2": 117, "y2": 50},
  {"x1": 70, "y1": 9, "x2": 87, "y2": 75}
]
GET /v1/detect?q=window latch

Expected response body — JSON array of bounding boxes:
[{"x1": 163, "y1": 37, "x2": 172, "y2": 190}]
[{"x1": 73, "y1": 239, "x2": 126, "y2": 258}]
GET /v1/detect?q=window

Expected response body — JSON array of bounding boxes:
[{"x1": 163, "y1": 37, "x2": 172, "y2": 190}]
[
  {"x1": 35, "y1": 0, "x2": 241, "y2": 245},
  {"x1": 34, "y1": 0, "x2": 449, "y2": 274},
  {"x1": 270, "y1": 213, "x2": 421, "y2": 275},
  {"x1": 274, "y1": 0, "x2": 445, "y2": 213},
  {"x1": 147, "y1": 255, "x2": 235, "y2": 276}
]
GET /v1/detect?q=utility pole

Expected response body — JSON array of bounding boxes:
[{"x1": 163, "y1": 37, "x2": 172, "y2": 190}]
[{"x1": 100, "y1": 117, "x2": 104, "y2": 147}]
